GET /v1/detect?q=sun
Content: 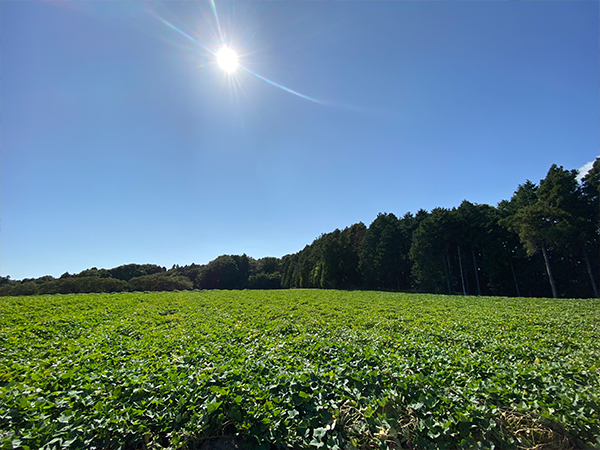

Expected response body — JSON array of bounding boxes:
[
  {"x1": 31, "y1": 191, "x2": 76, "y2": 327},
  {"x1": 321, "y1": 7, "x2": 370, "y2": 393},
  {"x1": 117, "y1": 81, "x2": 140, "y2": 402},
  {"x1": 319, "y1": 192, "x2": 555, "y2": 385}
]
[{"x1": 216, "y1": 46, "x2": 239, "y2": 73}]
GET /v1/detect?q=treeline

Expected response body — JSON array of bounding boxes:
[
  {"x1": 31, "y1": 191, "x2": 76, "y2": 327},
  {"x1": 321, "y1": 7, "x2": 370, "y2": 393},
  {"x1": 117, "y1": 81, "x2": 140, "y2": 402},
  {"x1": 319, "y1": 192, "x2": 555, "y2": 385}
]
[
  {"x1": 1, "y1": 159, "x2": 598, "y2": 298},
  {"x1": 0, "y1": 256, "x2": 281, "y2": 297},
  {"x1": 279, "y1": 160, "x2": 599, "y2": 298}
]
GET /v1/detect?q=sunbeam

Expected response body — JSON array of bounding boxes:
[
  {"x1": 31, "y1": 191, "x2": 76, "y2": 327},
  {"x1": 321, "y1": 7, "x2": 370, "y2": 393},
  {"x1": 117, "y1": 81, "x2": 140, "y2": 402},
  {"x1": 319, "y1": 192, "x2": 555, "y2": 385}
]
[
  {"x1": 239, "y1": 65, "x2": 324, "y2": 105},
  {"x1": 210, "y1": 0, "x2": 225, "y2": 45},
  {"x1": 146, "y1": 9, "x2": 215, "y2": 55}
]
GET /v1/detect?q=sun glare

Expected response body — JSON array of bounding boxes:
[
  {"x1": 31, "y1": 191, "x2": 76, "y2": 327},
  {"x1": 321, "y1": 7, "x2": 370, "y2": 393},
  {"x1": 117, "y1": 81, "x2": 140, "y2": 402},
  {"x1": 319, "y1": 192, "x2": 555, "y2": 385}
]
[
  {"x1": 217, "y1": 46, "x2": 238, "y2": 73},
  {"x1": 149, "y1": 7, "x2": 321, "y2": 103}
]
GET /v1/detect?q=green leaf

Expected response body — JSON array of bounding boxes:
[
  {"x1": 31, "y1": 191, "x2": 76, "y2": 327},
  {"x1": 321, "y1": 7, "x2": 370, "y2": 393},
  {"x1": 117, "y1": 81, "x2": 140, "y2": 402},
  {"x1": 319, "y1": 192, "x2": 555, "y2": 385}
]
[{"x1": 206, "y1": 400, "x2": 222, "y2": 413}]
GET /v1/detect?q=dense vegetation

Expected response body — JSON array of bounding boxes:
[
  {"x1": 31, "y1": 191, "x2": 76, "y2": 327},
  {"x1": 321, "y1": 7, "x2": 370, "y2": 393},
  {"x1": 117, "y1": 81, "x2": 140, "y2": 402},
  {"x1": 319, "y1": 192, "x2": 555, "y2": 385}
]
[
  {"x1": 1, "y1": 290, "x2": 599, "y2": 449},
  {"x1": 1, "y1": 159, "x2": 598, "y2": 298}
]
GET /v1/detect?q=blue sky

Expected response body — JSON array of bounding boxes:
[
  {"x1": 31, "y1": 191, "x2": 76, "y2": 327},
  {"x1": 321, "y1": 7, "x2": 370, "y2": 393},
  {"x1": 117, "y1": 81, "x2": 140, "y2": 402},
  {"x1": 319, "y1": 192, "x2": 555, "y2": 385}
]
[{"x1": 2, "y1": 1, "x2": 598, "y2": 280}]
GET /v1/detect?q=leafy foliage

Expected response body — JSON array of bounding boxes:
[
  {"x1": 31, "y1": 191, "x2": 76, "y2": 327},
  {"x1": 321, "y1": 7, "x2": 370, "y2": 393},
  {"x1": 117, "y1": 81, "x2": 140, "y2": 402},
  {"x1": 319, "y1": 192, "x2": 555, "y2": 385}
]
[
  {"x1": 1, "y1": 290, "x2": 599, "y2": 450},
  {"x1": 194, "y1": 255, "x2": 250, "y2": 290},
  {"x1": 129, "y1": 274, "x2": 193, "y2": 292}
]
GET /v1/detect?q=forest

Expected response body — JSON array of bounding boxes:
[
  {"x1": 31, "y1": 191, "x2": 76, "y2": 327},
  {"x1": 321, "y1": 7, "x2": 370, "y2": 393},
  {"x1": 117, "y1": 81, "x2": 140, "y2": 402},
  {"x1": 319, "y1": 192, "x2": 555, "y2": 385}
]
[{"x1": 1, "y1": 159, "x2": 598, "y2": 298}]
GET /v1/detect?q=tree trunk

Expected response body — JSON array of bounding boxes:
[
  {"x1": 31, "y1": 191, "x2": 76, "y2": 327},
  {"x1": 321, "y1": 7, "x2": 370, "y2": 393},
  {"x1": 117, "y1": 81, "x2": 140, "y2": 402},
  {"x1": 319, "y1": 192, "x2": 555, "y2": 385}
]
[
  {"x1": 510, "y1": 258, "x2": 520, "y2": 297},
  {"x1": 583, "y1": 248, "x2": 599, "y2": 298},
  {"x1": 442, "y1": 250, "x2": 452, "y2": 295},
  {"x1": 541, "y1": 243, "x2": 557, "y2": 298},
  {"x1": 472, "y1": 248, "x2": 482, "y2": 296},
  {"x1": 458, "y1": 245, "x2": 466, "y2": 295}
]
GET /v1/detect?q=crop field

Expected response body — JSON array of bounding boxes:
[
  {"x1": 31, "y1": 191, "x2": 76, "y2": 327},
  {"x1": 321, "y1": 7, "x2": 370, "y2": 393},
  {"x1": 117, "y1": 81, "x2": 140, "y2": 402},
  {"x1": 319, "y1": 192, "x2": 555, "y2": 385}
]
[{"x1": 1, "y1": 290, "x2": 599, "y2": 450}]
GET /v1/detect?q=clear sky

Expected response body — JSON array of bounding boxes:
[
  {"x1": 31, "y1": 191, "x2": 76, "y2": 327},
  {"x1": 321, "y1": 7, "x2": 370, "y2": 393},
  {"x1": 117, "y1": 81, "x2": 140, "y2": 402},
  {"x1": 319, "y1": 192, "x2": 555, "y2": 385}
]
[{"x1": 2, "y1": 0, "x2": 599, "y2": 280}]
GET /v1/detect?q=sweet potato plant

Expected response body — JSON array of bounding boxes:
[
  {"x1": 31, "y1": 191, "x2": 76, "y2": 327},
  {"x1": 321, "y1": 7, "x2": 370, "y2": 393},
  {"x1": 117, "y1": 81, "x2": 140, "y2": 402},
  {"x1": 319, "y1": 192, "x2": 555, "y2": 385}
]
[{"x1": 1, "y1": 290, "x2": 599, "y2": 449}]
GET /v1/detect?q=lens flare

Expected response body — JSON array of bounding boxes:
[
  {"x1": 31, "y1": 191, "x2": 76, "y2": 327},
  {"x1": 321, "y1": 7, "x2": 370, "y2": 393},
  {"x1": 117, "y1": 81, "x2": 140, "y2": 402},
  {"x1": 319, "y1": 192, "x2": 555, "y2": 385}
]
[
  {"x1": 146, "y1": 9, "x2": 214, "y2": 55},
  {"x1": 239, "y1": 66, "x2": 322, "y2": 104},
  {"x1": 147, "y1": 5, "x2": 322, "y2": 104}
]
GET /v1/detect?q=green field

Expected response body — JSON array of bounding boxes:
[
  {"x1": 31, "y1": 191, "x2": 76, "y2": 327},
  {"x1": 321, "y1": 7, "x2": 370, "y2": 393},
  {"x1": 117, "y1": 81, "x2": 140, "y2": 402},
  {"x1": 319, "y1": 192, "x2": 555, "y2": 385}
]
[{"x1": 1, "y1": 290, "x2": 599, "y2": 450}]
